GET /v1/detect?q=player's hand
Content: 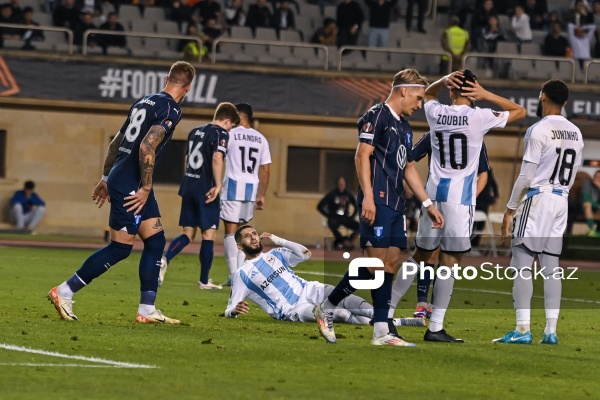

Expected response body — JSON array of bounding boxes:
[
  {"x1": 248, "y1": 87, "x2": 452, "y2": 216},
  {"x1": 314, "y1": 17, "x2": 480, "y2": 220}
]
[
  {"x1": 460, "y1": 79, "x2": 488, "y2": 102},
  {"x1": 259, "y1": 232, "x2": 272, "y2": 240},
  {"x1": 361, "y1": 197, "x2": 376, "y2": 226},
  {"x1": 255, "y1": 195, "x2": 265, "y2": 210},
  {"x1": 426, "y1": 205, "x2": 444, "y2": 229},
  {"x1": 445, "y1": 71, "x2": 463, "y2": 90},
  {"x1": 234, "y1": 301, "x2": 249, "y2": 316},
  {"x1": 501, "y1": 209, "x2": 516, "y2": 244},
  {"x1": 92, "y1": 180, "x2": 110, "y2": 208},
  {"x1": 205, "y1": 186, "x2": 221, "y2": 203},
  {"x1": 124, "y1": 187, "x2": 151, "y2": 215}
]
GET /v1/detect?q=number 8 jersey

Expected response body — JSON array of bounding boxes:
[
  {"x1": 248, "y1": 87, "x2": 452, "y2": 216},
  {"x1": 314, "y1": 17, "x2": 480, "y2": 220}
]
[
  {"x1": 109, "y1": 92, "x2": 182, "y2": 193},
  {"x1": 424, "y1": 100, "x2": 509, "y2": 205}
]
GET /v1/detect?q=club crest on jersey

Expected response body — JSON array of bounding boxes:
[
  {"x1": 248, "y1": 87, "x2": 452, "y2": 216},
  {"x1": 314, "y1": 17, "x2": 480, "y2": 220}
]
[
  {"x1": 396, "y1": 144, "x2": 407, "y2": 169},
  {"x1": 374, "y1": 226, "x2": 384, "y2": 239},
  {"x1": 267, "y1": 255, "x2": 275, "y2": 264},
  {"x1": 219, "y1": 139, "x2": 227, "y2": 148},
  {"x1": 134, "y1": 215, "x2": 142, "y2": 227},
  {"x1": 165, "y1": 120, "x2": 173, "y2": 129},
  {"x1": 361, "y1": 122, "x2": 373, "y2": 133}
]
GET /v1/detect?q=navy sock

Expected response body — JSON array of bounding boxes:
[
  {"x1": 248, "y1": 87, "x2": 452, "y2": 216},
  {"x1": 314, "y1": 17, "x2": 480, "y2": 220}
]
[
  {"x1": 327, "y1": 268, "x2": 372, "y2": 306},
  {"x1": 417, "y1": 263, "x2": 435, "y2": 303},
  {"x1": 139, "y1": 231, "x2": 166, "y2": 293},
  {"x1": 74, "y1": 241, "x2": 132, "y2": 286},
  {"x1": 140, "y1": 290, "x2": 157, "y2": 306},
  {"x1": 371, "y1": 272, "x2": 394, "y2": 324},
  {"x1": 199, "y1": 240, "x2": 214, "y2": 284},
  {"x1": 66, "y1": 274, "x2": 86, "y2": 293},
  {"x1": 164, "y1": 234, "x2": 191, "y2": 264}
]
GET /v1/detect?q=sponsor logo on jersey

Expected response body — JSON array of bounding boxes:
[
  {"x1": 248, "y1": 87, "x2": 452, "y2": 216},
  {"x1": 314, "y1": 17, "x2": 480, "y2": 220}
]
[
  {"x1": 260, "y1": 265, "x2": 286, "y2": 290},
  {"x1": 397, "y1": 144, "x2": 407, "y2": 169},
  {"x1": 220, "y1": 139, "x2": 228, "y2": 148}
]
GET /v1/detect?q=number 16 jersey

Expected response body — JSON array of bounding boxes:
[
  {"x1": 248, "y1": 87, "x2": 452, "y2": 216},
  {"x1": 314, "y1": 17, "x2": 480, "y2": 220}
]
[{"x1": 424, "y1": 100, "x2": 509, "y2": 206}]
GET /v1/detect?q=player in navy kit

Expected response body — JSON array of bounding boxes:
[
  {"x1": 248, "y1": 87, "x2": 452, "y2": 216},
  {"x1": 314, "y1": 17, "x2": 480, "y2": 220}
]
[
  {"x1": 48, "y1": 61, "x2": 195, "y2": 324},
  {"x1": 314, "y1": 69, "x2": 444, "y2": 346},
  {"x1": 159, "y1": 103, "x2": 240, "y2": 289}
]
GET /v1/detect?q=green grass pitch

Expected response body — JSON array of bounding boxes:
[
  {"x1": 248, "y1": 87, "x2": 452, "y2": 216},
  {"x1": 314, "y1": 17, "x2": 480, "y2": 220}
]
[{"x1": 1, "y1": 246, "x2": 599, "y2": 399}]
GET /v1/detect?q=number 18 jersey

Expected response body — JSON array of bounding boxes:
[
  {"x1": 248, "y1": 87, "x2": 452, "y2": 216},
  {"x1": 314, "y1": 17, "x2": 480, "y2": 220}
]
[
  {"x1": 424, "y1": 101, "x2": 509, "y2": 205},
  {"x1": 222, "y1": 126, "x2": 271, "y2": 201},
  {"x1": 108, "y1": 92, "x2": 182, "y2": 193}
]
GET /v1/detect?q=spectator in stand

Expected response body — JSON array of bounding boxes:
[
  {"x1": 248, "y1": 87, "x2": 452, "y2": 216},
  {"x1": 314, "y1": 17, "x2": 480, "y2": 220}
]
[
  {"x1": 405, "y1": 0, "x2": 426, "y2": 34},
  {"x1": 471, "y1": 0, "x2": 497, "y2": 51},
  {"x1": 568, "y1": 0, "x2": 594, "y2": 25},
  {"x1": 543, "y1": 21, "x2": 569, "y2": 56},
  {"x1": 224, "y1": 0, "x2": 246, "y2": 27},
  {"x1": 98, "y1": 11, "x2": 126, "y2": 54},
  {"x1": 10, "y1": 0, "x2": 23, "y2": 22},
  {"x1": 179, "y1": 22, "x2": 204, "y2": 61},
  {"x1": 98, "y1": 0, "x2": 116, "y2": 24},
  {"x1": 169, "y1": 0, "x2": 191, "y2": 29},
  {"x1": 311, "y1": 17, "x2": 338, "y2": 45},
  {"x1": 522, "y1": 0, "x2": 548, "y2": 30},
  {"x1": 449, "y1": 0, "x2": 476, "y2": 28},
  {"x1": 441, "y1": 16, "x2": 470, "y2": 73},
  {"x1": 9, "y1": 180, "x2": 45, "y2": 233},
  {"x1": 21, "y1": 6, "x2": 45, "y2": 50},
  {"x1": 493, "y1": 0, "x2": 518, "y2": 15},
  {"x1": 246, "y1": 0, "x2": 273, "y2": 33},
  {"x1": 132, "y1": 0, "x2": 155, "y2": 16},
  {"x1": 365, "y1": 0, "x2": 397, "y2": 48},
  {"x1": 511, "y1": 4, "x2": 533, "y2": 43},
  {"x1": 272, "y1": 0, "x2": 295, "y2": 35},
  {"x1": 202, "y1": 17, "x2": 224, "y2": 48},
  {"x1": 78, "y1": 0, "x2": 101, "y2": 16},
  {"x1": 0, "y1": 3, "x2": 21, "y2": 39},
  {"x1": 194, "y1": 0, "x2": 221, "y2": 24},
  {"x1": 567, "y1": 21, "x2": 596, "y2": 69},
  {"x1": 336, "y1": 0, "x2": 363, "y2": 47},
  {"x1": 481, "y1": 15, "x2": 504, "y2": 69},
  {"x1": 53, "y1": 0, "x2": 80, "y2": 30},
  {"x1": 73, "y1": 12, "x2": 97, "y2": 47},
  {"x1": 593, "y1": 0, "x2": 600, "y2": 56}
]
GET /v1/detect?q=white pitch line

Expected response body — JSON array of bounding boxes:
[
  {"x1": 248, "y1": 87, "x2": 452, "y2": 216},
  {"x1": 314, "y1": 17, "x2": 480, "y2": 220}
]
[
  {"x1": 0, "y1": 363, "x2": 134, "y2": 368},
  {"x1": 0, "y1": 344, "x2": 157, "y2": 369},
  {"x1": 294, "y1": 270, "x2": 600, "y2": 305}
]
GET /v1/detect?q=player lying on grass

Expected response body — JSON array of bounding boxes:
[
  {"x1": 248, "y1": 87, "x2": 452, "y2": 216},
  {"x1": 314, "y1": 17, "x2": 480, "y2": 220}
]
[{"x1": 225, "y1": 225, "x2": 424, "y2": 326}]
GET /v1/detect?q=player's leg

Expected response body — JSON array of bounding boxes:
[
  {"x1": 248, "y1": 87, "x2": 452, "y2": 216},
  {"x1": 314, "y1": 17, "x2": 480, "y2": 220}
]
[
  {"x1": 583, "y1": 202, "x2": 597, "y2": 235},
  {"x1": 415, "y1": 247, "x2": 438, "y2": 318},
  {"x1": 135, "y1": 217, "x2": 179, "y2": 324},
  {"x1": 162, "y1": 196, "x2": 197, "y2": 269},
  {"x1": 49, "y1": 190, "x2": 135, "y2": 320},
  {"x1": 323, "y1": 283, "x2": 374, "y2": 320},
  {"x1": 538, "y1": 252, "x2": 561, "y2": 344},
  {"x1": 160, "y1": 226, "x2": 195, "y2": 286},
  {"x1": 10, "y1": 203, "x2": 25, "y2": 229},
  {"x1": 25, "y1": 205, "x2": 45, "y2": 231},
  {"x1": 198, "y1": 227, "x2": 221, "y2": 289},
  {"x1": 327, "y1": 217, "x2": 345, "y2": 249},
  {"x1": 222, "y1": 221, "x2": 239, "y2": 283}
]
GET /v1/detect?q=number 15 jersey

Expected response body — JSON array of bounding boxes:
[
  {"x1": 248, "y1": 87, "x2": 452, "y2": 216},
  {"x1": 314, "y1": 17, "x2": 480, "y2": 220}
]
[
  {"x1": 108, "y1": 92, "x2": 182, "y2": 193},
  {"x1": 424, "y1": 100, "x2": 509, "y2": 206}
]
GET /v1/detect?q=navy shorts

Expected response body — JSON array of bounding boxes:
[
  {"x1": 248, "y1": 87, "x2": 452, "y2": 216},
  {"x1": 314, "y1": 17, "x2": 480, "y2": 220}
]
[
  {"x1": 108, "y1": 187, "x2": 161, "y2": 235},
  {"x1": 359, "y1": 204, "x2": 407, "y2": 249},
  {"x1": 179, "y1": 195, "x2": 220, "y2": 230}
]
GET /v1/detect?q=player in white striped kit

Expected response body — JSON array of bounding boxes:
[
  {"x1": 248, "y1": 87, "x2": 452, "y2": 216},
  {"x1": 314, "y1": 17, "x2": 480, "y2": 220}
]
[
  {"x1": 494, "y1": 79, "x2": 583, "y2": 345},
  {"x1": 225, "y1": 225, "x2": 376, "y2": 324},
  {"x1": 388, "y1": 69, "x2": 526, "y2": 342},
  {"x1": 221, "y1": 103, "x2": 271, "y2": 286}
]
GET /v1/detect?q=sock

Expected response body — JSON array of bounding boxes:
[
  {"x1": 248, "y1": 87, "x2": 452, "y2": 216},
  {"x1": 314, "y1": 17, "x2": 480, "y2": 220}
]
[
  {"x1": 339, "y1": 293, "x2": 374, "y2": 319},
  {"x1": 74, "y1": 241, "x2": 133, "y2": 286},
  {"x1": 545, "y1": 317, "x2": 558, "y2": 335},
  {"x1": 540, "y1": 253, "x2": 561, "y2": 335},
  {"x1": 199, "y1": 240, "x2": 214, "y2": 284},
  {"x1": 62, "y1": 274, "x2": 85, "y2": 297},
  {"x1": 429, "y1": 269, "x2": 455, "y2": 332},
  {"x1": 514, "y1": 269, "x2": 533, "y2": 333},
  {"x1": 326, "y1": 268, "x2": 371, "y2": 309},
  {"x1": 138, "y1": 291, "x2": 157, "y2": 315},
  {"x1": 371, "y1": 272, "x2": 394, "y2": 337},
  {"x1": 389, "y1": 257, "x2": 418, "y2": 318},
  {"x1": 224, "y1": 234, "x2": 239, "y2": 275},
  {"x1": 139, "y1": 231, "x2": 166, "y2": 293},
  {"x1": 417, "y1": 263, "x2": 434, "y2": 303},
  {"x1": 164, "y1": 234, "x2": 191, "y2": 264},
  {"x1": 587, "y1": 218, "x2": 595, "y2": 230}
]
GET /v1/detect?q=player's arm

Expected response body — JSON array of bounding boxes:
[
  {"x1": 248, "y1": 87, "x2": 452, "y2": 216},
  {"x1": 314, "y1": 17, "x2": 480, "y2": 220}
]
[
  {"x1": 225, "y1": 271, "x2": 250, "y2": 318},
  {"x1": 424, "y1": 71, "x2": 463, "y2": 102},
  {"x1": 260, "y1": 232, "x2": 311, "y2": 264},
  {"x1": 206, "y1": 151, "x2": 224, "y2": 203},
  {"x1": 404, "y1": 161, "x2": 444, "y2": 228},
  {"x1": 410, "y1": 132, "x2": 432, "y2": 162},
  {"x1": 476, "y1": 171, "x2": 488, "y2": 196},
  {"x1": 461, "y1": 81, "x2": 526, "y2": 123},
  {"x1": 476, "y1": 143, "x2": 490, "y2": 196},
  {"x1": 123, "y1": 125, "x2": 166, "y2": 215},
  {"x1": 501, "y1": 161, "x2": 537, "y2": 242},
  {"x1": 256, "y1": 163, "x2": 270, "y2": 210},
  {"x1": 92, "y1": 131, "x2": 124, "y2": 208},
  {"x1": 356, "y1": 142, "x2": 376, "y2": 225}
]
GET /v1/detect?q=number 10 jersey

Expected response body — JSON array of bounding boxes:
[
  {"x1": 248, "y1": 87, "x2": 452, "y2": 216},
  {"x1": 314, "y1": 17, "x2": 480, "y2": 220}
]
[{"x1": 424, "y1": 100, "x2": 509, "y2": 206}]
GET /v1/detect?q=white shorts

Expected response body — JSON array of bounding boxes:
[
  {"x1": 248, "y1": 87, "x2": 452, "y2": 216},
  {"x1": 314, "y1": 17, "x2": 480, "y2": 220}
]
[
  {"x1": 415, "y1": 201, "x2": 474, "y2": 253},
  {"x1": 220, "y1": 200, "x2": 255, "y2": 224},
  {"x1": 512, "y1": 192, "x2": 567, "y2": 256},
  {"x1": 285, "y1": 282, "x2": 331, "y2": 322}
]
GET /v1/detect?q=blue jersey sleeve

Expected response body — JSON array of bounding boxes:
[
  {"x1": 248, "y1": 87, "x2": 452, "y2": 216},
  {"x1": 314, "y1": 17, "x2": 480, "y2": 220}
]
[
  {"x1": 478, "y1": 142, "x2": 491, "y2": 174},
  {"x1": 154, "y1": 99, "x2": 182, "y2": 134},
  {"x1": 357, "y1": 107, "x2": 386, "y2": 146},
  {"x1": 216, "y1": 127, "x2": 229, "y2": 155},
  {"x1": 411, "y1": 131, "x2": 431, "y2": 162}
]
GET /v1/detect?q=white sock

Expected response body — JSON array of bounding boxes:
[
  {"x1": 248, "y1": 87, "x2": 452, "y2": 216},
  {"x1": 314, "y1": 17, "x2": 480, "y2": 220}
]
[
  {"x1": 544, "y1": 317, "x2": 558, "y2": 334},
  {"x1": 322, "y1": 298, "x2": 337, "y2": 311},
  {"x1": 515, "y1": 308, "x2": 531, "y2": 333},
  {"x1": 428, "y1": 271, "x2": 455, "y2": 332},
  {"x1": 388, "y1": 257, "x2": 418, "y2": 318},
  {"x1": 58, "y1": 281, "x2": 74, "y2": 299},
  {"x1": 374, "y1": 321, "x2": 388, "y2": 337},
  {"x1": 223, "y1": 235, "x2": 239, "y2": 275},
  {"x1": 429, "y1": 310, "x2": 445, "y2": 332},
  {"x1": 339, "y1": 294, "x2": 374, "y2": 319},
  {"x1": 138, "y1": 304, "x2": 156, "y2": 315},
  {"x1": 539, "y1": 253, "x2": 561, "y2": 335}
]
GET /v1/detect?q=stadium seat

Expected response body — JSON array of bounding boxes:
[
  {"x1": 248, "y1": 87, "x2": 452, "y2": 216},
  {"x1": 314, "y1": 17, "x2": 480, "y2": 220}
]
[
  {"x1": 106, "y1": 46, "x2": 131, "y2": 56},
  {"x1": 143, "y1": 7, "x2": 167, "y2": 22},
  {"x1": 35, "y1": 31, "x2": 67, "y2": 51},
  {"x1": 230, "y1": 26, "x2": 253, "y2": 39},
  {"x1": 529, "y1": 60, "x2": 557, "y2": 80},
  {"x1": 511, "y1": 59, "x2": 534, "y2": 79},
  {"x1": 280, "y1": 30, "x2": 302, "y2": 42},
  {"x1": 586, "y1": 64, "x2": 600, "y2": 83},
  {"x1": 255, "y1": 27, "x2": 278, "y2": 41},
  {"x1": 269, "y1": 44, "x2": 293, "y2": 59},
  {"x1": 520, "y1": 43, "x2": 541, "y2": 55},
  {"x1": 119, "y1": 5, "x2": 142, "y2": 23},
  {"x1": 323, "y1": 5, "x2": 336, "y2": 19},
  {"x1": 131, "y1": 20, "x2": 156, "y2": 33},
  {"x1": 471, "y1": 210, "x2": 497, "y2": 257},
  {"x1": 388, "y1": 52, "x2": 416, "y2": 70},
  {"x1": 339, "y1": 50, "x2": 365, "y2": 70},
  {"x1": 496, "y1": 42, "x2": 519, "y2": 55},
  {"x1": 144, "y1": 37, "x2": 172, "y2": 53},
  {"x1": 126, "y1": 36, "x2": 145, "y2": 51},
  {"x1": 354, "y1": 51, "x2": 388, "y2": 71},
  {"x1": 157, "y1": 21, "x2": 181, "y2": 35},
  {"x1": 36, "y1": 13, "x2": 53, "y2": 26}
]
